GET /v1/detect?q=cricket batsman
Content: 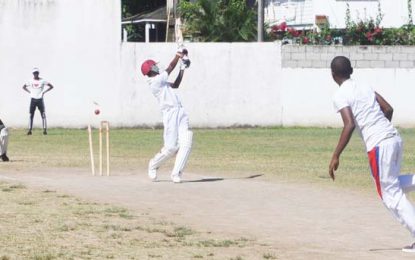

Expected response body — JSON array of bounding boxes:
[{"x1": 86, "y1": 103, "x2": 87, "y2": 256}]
[
  {"x1": 22, "y1": 68, "x2": 54, "y2": 135},
  {"x1": 141, "y1": 48, "x2": 192, "y2": 183}
]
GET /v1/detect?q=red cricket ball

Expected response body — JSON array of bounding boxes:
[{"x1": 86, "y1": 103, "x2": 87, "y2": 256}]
[{"x1": 94, "y1": 109, "x2": 100, "y2": 115}]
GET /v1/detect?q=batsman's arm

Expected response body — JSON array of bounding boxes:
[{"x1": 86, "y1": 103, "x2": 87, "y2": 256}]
[
  {"x1": 170, "y1": 70, "x2": 184, "y2": 89},
  {"x1": 329, "y1": 107, "x2": 355, "y2": 181},
  {"x1": 165, "y1": 51, "x2": 184, "y2": 75},
  {"x1": 375, "y1": 92, "x2": 393, "y2": 121},
  {"x1": 22, "y1": 84, "x2": 30, "y2": 94}
]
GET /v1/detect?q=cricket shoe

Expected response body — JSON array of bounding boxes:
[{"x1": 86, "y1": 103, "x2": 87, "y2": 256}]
[
  {"x1": 148, "y1": 161, "x2": 158, "y2": 181},
  {"x1": 1, "y1": 153, "x2": 9, "y2": 162},
  {"x1": 171, "y1": 172, "x2": 182, "y2": 183},
  {"x1": 148, "y1": 169, "x2": 157, "y2": 181},
  {"x1": 402, "y1": 243, "x2": 415, "y2": 253}
]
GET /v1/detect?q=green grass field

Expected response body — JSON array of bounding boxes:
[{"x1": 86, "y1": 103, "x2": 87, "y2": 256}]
[
  {"x1": 5, "y1": 127, "x2": 415, "y2": 189},
  {"x1": 1, "y1": 127, "x2": 414, "y2": 259}
]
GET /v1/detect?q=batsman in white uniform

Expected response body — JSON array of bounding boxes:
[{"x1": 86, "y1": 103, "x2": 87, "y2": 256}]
[
  {"x1": 329, "y1": 56, "x2": 415, "y2": 252},
  {"x1": 0, "y1": 119, "x2": 9, "y2": 162},
  {"x1": 22, "y1": 68, "x2": 54, "y2": 135},
  {"x1": 141, "y1": 49, "x2": 192, "y2": 183}
]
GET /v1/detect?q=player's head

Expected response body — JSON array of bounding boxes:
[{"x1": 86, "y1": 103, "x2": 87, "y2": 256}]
[
  {"x1": 330, "y1": 56, "x2": 353, "y2": 84},
  {"x1": 141, "y1": 60, "x2": 159, "y2": 77},
  {"x1": 32, "y1": 67, "x2": 40, "y2": 78}
]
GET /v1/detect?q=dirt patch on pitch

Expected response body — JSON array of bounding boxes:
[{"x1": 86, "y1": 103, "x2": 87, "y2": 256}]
[{"x1": 0, "y1": 169, "x2": 414, "y2": 259}]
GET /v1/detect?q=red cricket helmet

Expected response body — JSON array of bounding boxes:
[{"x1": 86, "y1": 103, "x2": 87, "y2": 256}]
[{"x1": 141, "y1": 59, "x2": 157, "y2": 76}]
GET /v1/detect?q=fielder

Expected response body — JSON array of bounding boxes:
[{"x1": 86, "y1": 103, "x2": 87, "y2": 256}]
[
  {"x1": 0, "y1": 119, "x2": 9, "y2": 162},
  {"x1": 22, "y1": 68, "x2": 54, "y2": 135},
  {"x1": 141, "y1": 49, "x2": 192, "y2": 183},
  {"x1": 329, "y1": 56, "x2": 415, "y2": 252}
]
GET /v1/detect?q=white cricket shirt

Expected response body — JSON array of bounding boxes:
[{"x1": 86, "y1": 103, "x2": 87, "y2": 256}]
[
  {"x1": 26, "y1": 78, "x2": 50, "y2": 99},
  {"x1": 147, "y1": 71, "x2": 182, "y2": 112},
  {"x1": 333, "y1": 79, "x2": 398, "y2": 151}
]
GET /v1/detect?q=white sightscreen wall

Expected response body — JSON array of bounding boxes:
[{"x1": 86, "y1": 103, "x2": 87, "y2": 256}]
[
  {"x1": 0, "y1": 0, "x2": 121, "y2": 128},
  {"x1": 281, "y1": 68, "x2": 415, "y2": 127},
  {"x1": 121, "y1": 42, "x2": 283, "y2": 127},
  {"x1": 0, "y1": 0, "x2": 413, "y2": 128}
]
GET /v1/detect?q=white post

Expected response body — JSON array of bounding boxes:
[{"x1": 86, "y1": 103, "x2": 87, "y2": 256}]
[
  {"x1": 145, "y1": 22, "x2": 151, "y2": 43},
  {"x1": 123, "y1": 28, "x2": 128, "y2": 42},
  {"x1": 258, "y1": 0, "x2": 264, "y2": 42}
]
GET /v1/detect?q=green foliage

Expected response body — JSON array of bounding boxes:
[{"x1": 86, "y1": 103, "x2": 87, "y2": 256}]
[
  {"x1": 124, "y1": 24, "x2": 145, "y2": 42},
  {"x1": 381, "y1": 25, "x2": 415, "y2": 45},
  {"x1": 179, "y1": 0, "x2": 257, "y2": 42},
  {"x1": 343, "y1": 17, "x2": 384, "y2": 45},
  {"x1": 345, "y1": 3, "x2": 352, "y2": 29},
  {"x1": 269, "y1": 23, "x2": 343, "y2": 45}
]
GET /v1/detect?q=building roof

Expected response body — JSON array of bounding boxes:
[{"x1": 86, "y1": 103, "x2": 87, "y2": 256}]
[{"x1": 122, "y1": 6, "x2": 167, "y2": 24}]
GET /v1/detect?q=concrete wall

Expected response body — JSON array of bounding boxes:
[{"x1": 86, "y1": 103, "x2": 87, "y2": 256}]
[
  {"x1": 280, "y1": 68, "x2": 415, "y2": 127},
  {"x1": 0, "y1": 0, "x2": 413, "y2": 128},
  {"x1": 0, "y1": 0, "x2": 121, "y2": 128},
  {"x1": 124, "y1": 43, "x2": 415, "y2": 128},
  {"x1": 282, "y1": 45, "x2": 415, "y2": 69},
  {"x1": 281, "y1": 45, "x2": 415, "y2": 127},
  {"x1": 121, "y1": 42, "x2": 283, "y2": 127}
]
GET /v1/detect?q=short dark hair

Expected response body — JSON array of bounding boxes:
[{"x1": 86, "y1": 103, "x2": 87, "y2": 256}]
[{"x1": 331, "y1": 56, "x2": 353, "y2": 78}]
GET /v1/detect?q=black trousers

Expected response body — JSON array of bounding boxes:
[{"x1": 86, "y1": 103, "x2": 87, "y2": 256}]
[
  {"x1": 29, "y1": 98, "x2": 47, "y2": 131},
  {"x1": 29, "y1": 98, "x2": 45, "y2": 114}
]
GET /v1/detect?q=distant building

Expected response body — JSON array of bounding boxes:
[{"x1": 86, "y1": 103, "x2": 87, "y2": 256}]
[
  {"x1": 122, "y1": 0, "x2": 182, "y2": 42},
  {"x1": 265, "y1": 0, "x2": 413, "y2": 30},
  {"x1": 122, "y1": 6, "x2": 168, "y2": 42}
]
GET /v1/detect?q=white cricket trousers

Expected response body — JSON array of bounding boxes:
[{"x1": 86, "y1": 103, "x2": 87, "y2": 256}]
[
  {"x1": 148, "y1": 106, "x2": 192, "y2": 177},
  {"x1": 368, "y1": 135, "x2": 415, "y2": 237},
  {"x1": 0, "y1": 127, "x2": 9, "y2": 155},
  {"x1": 162, "y1": 107, "x2": 189, "y2": 150}
]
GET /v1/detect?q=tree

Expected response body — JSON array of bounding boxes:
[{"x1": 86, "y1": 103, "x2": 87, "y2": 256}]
[{"x1": 179, "y1": 0, "x2": 257, "y2": 42}]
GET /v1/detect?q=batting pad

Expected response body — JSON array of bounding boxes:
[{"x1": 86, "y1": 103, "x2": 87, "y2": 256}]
[
  {"x1": 149, "y1": 146, "x2": 178, "y2": 170},
  {"x1": 0, "y1": 127, "x2": 8, "y2": 137},
  {"x1": 172, "y1": 130, "x2": 193, "y2": 176},
  {"x1": 0, "y1": 128, "x2": 9, "y2": 155}
]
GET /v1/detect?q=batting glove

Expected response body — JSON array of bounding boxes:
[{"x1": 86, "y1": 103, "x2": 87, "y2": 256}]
[
  {"x1": 180, "y1": 57, "x2": 191, "y2": 70},
  {"x1": 177, "y1": 46, "x2": 188, "y2": 58}
]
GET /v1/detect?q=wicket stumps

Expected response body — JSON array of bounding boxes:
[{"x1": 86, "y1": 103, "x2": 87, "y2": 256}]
[{"x1": 87, "y1": 121, "x2": 110, "y2": 176}]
